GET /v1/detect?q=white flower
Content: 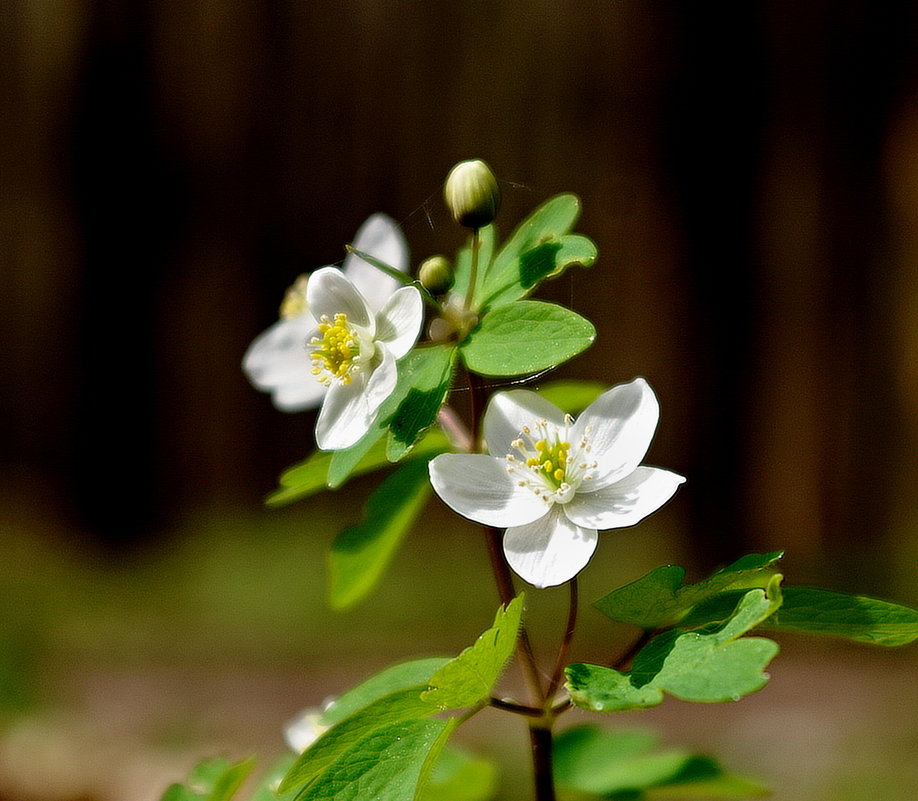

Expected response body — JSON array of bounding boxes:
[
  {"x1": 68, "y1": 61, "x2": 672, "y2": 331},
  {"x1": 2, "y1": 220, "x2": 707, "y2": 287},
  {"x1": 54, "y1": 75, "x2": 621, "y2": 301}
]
[
  {"x1": 243, "y1": 213, "x2": 409, "y2": 411},
  {"x1": 307, "y1": 267, "x2": 423, "y2": 450},
  {"x1": 283, "y1": 697, "x2": 334, "y2": 753},
  {"x1": 428, "y1": 378, "x2": 685, "y2": 588}
]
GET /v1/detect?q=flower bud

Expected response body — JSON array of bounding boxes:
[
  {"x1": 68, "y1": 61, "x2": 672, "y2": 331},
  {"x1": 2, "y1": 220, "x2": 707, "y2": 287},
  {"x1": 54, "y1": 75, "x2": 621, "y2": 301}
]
[
  {"x1": 418, "y1": 255, "x2": 454, "y2": 295},
  {"x1": 443, "y1": 159, "x2": 501, "y2": 229}
]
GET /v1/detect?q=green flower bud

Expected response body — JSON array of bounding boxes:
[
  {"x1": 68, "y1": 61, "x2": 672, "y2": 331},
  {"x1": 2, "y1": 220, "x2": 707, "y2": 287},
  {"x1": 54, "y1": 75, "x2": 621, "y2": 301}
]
[
  {"x1": 418, "y1": 255, "x2": 454, "y2": 295},
  {"x1": 443, "y1": 159, "x2": 501, "y2": 229}
]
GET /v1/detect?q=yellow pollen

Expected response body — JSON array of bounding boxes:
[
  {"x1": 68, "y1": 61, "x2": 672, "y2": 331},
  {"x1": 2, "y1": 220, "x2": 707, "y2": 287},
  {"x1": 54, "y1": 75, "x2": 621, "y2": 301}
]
[
  {"x1": 531, "y1": 436, "x2": 570, "y2": 489},
  {"x1": 310, "y1": 313, "x2": 359, "y2": 385},
  {"x1": 279, "y1": 274, "x2": 310, "y2": 319}
]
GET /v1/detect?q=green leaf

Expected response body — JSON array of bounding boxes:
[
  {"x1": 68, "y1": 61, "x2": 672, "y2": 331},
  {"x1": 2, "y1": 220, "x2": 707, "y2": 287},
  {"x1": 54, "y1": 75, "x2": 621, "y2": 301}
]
[
  {"x1": 423, "y1": 594, "x2": 525, "y2": 710},
  {"x1": 328, "y1": 459, "x2": 433, "y2": 609},
  {"x1": 459, "y1": 301, "x2": 595, "y2": 377},
  {"x1": 594, "y1": 552, "x2": 784, "y2": 630},
  {"x1": 762, "y1": 586, "x2": 918, "y2": 647},
  {"x1": 567, "y1": 582, "x2": 782, "y2": 712},
  {"x1": 417, "y1": 746, "x2": 499, "y2": 801},
  {"x1": 267, "y1": 429, "x2": 451, "y2": 507},
  {"x1": 159, "y1": 758, "x2": 255, "y2": 801},
  {"x1": 320, "y1": 657, "x2": 451, "y2": 727},
  {"x1": 554, "y1": 726, "x2": 768, "y2": 800},
  {"x1": 534, "y1": 379, "x2": 606, "y2": 414},
  {"x1": 478, "y1": 194, "x2": 585, "y2": 309},
  {"x1": 298, "y1": 717, "x2": 456, "y2": 801},
  {"x1": 327, "y1": 346, "x2": 456, "y2": 487},
  {"x1": 279, "y1": 688, "x2": 438, "y2": 795},
  {"x1": 250, "y1": 756, "x2": 299, "y2": 801},
  {"x1": 386, "y1": 346, "x2": 458, "y2": 461}
]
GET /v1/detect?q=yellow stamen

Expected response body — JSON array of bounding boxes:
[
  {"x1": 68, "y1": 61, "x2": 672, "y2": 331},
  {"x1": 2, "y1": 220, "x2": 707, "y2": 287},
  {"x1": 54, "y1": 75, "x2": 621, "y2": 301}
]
[
  {"x1": 280, "y1": 274, "x2": 310, "y2": 319},
  {"x1": 310, "y1": 313, "x2": 359, "y2": 385}
]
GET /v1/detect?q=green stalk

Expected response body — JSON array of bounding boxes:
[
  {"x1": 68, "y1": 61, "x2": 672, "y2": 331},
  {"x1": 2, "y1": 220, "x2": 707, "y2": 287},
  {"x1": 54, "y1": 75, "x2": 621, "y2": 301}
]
[{"x1": 464, "y1": 228, "x2": 481, "y2": 312}]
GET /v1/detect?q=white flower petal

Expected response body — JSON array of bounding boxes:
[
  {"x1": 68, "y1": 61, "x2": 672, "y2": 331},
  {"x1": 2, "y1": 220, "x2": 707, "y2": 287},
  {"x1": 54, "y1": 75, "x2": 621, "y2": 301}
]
[
  {"x1": 429, "y1": 453, "x2": 549, "y2": 528},
  {"x1": 314, "y1": 373, "x2": 373, "y2": 450},
  {"x1": 375, "y1": 286, "x2": 423, "y2": 358},
  {"x1": 572, "y1": 377, "x2": 660, "y2": 489},
  {"x1": 307, "y1": 267, "x2": 374, "y2": 332},
  {"x1": 565, "y1": 466, "x2": 685, "y2": 529},
  {"x1": 271, "y1": 380, "x2": 327, "y2": 412},
  {"x1": 362, "y1": 346, "x2": 398, "y2": 419},
  {"x1": 483, "y1": 390, "x2": 569, "y2": 457},
  {"x1": 343, "y1": 214, "x2": 409, "y2": 312},
  {"x1": 242, "y1": 316, "x2": 326, "y2": 411},
  {"x1": 503, "y1": 508, "x2": 598, "y2": 588}
]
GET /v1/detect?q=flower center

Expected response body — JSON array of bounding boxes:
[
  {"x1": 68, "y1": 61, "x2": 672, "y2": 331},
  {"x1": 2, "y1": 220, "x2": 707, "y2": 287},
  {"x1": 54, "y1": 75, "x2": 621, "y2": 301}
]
[
  {"x1": 504, "y1": 417, "x2": 597, "y2": 505},
  {"x1": 309, "y1": 313, "x2": 366, "y2": 386},
  {"x1": 524, "y1": 436, "x2": 571, "y2": 489}
]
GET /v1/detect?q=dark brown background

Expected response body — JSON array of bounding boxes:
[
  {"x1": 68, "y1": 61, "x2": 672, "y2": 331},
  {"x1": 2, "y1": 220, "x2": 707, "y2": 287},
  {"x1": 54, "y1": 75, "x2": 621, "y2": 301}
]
[
  {"x1": 3, "y1": 3, "x2": 918, "y2": 800},
  {"x1": 5, "y1": 1, "x2": 918, "y2": 592}
]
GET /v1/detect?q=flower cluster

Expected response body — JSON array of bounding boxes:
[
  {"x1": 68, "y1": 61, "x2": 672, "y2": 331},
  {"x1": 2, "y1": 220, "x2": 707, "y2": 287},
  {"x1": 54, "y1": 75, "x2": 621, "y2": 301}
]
[{"x1": 244, "y1": 203, "x2": 683, "y2": 587}]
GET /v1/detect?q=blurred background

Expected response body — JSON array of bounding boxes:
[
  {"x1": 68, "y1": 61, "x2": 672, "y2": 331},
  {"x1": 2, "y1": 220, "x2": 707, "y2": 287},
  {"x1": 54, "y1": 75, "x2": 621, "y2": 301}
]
[{"x1": 2, "y1": 2, "x2": 918, "y2": 800}]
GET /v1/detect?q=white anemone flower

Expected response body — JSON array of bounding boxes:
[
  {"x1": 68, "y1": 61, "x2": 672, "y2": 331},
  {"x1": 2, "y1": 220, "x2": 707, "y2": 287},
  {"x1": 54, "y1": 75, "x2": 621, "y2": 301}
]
[
  {"x1": 284, "y1": 704, "x2": 332, "y2": 753},
  {"x1": 307, "y1": 267, "x2": 423, "y2": 450},
  {"x1": 243, "y1": 213, "x2": 409, "y2": 411},
  {"x1": 428, "y1": 378, "x2": 685, "y2": 588}
]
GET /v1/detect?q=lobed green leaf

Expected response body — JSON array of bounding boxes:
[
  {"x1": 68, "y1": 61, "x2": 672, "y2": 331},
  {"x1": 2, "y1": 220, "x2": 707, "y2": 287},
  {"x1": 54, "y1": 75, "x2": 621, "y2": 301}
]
[
  {"x1": 553, "y1": 726, "x2": 768, "y2": 800},
  {"x1": 386, "y1": 345, "x2": 458, "y2": 461},
  {"x1": 328, "y1": 459, "x2": 433, "y2": 609},
  {"x1": 567, "y1": 581, "x2": 782, "y2": 712},
  {"x1": 298, "y1": 718, "x2": 456, "y2": 801},
  {"x1": 594, "y1": 552, "x2": 784, "y2": 630},
  {"x1": 423, "y1": 594, "x2": 525, "y2": 710},
  {"x1": 762, "y1": 586, "x2": 918, "y2": 647},
  {"x1": 459, "y1": 301, "x2": 595, "y2": 377},
  {"x1": 477, "y1": 193, "x2": 584, "y2": 309}
]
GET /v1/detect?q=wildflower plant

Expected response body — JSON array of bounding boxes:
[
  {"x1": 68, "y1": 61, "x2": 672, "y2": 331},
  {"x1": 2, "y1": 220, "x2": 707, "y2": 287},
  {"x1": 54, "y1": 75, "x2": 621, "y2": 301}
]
[{"x1": 164, "y1": 160, "x2": 918, "y2": 801}]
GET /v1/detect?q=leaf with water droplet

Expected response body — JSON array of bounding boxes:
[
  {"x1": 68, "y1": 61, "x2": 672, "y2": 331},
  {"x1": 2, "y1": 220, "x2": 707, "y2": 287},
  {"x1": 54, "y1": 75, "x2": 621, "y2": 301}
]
[{"x1": 567, "y1": 579, "x2": 782, "y2": 712}]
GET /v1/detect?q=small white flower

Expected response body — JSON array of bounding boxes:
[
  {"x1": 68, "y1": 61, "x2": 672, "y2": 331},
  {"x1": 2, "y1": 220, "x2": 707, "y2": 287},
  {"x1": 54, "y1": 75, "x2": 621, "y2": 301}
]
[
  {"x1": 307, "y1": 267, "x2": 423, "y2": 450},
  {"x1": 428, "y1": 378, "x2": 685, "y2": 588},
  {"x1": 243, "y1": 214, "x2": 409, "y2": 411},
  {"x1": 283, "y1": 698, "x2": 334, "y2": 753}
]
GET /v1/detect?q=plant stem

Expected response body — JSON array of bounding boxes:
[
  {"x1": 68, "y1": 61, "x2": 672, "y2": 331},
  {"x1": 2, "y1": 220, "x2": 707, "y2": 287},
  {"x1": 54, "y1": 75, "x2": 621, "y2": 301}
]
[
  {"x1": 467, "y1": 369, "x2": 544, "y2": 703},
  {"x1": 465, "y1": 229, "x2": 480, "y2": 312},
  {"x1": 529, "y1": 723, "x2": 557, "y2": 801},
  {"x1": 546, "y1": 578, "x2": 578, "y2": 700},
  {"x1": 489, "y1": 696, "x2": 545, "y2": 717},
  {"x1": 465, "y1": 362, "x2": 564, "y2": 801}
]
